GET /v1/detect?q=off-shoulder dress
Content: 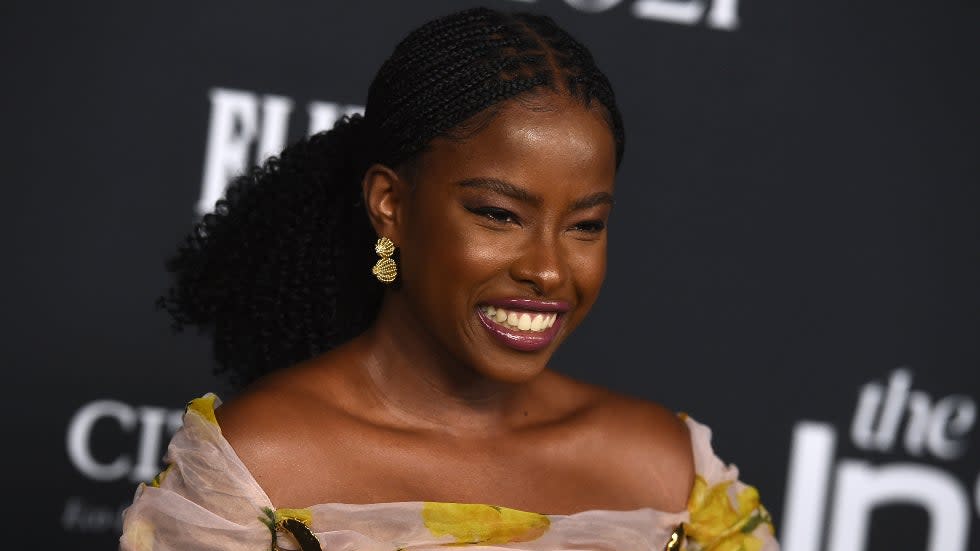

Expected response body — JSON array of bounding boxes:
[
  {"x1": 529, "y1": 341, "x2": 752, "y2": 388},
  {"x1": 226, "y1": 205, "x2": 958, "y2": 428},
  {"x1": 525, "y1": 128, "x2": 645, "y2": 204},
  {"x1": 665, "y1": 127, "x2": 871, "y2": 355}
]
[{"x1": 120, "y1": 394, "x2": 779, "y2": 551}]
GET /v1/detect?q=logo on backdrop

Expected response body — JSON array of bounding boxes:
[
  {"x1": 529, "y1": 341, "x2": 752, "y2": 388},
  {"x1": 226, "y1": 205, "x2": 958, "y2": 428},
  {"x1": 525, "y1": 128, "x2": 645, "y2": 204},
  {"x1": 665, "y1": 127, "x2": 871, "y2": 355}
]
[
  {"x1": 63, "y1": 400, "x2": 184, "y2": 533},
  {"x1": 508, "y1": 0, "x2": 739, "y2": 30},
  {"x1": 199, "y1": 88, "x2": 364, "y2": 215},
  {"x1": 66, "y1": 400, "x2": 183, "y2": 483},
  {"x1": 781, "y1": 368, "x2": 978, "y2": 551}
]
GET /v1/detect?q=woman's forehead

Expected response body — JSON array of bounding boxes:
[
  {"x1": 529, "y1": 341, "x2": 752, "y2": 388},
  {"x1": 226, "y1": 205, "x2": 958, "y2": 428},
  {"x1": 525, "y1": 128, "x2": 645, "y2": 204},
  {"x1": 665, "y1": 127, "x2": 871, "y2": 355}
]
[{"x1": 420, "y1": 96, "x2": 616, "y2": 183}]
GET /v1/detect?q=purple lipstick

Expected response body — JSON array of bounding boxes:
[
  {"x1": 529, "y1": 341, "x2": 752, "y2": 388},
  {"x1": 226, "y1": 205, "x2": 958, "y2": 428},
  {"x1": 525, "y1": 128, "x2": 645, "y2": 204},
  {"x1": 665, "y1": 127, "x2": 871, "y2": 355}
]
[{"x1": 476, "y1": 298, "x2": 569, "y2": 352}]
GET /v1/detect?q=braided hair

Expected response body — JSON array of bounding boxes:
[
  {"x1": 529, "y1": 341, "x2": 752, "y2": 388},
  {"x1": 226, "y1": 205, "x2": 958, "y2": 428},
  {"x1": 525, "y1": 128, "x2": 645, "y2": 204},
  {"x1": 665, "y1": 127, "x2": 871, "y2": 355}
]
[{"x1": 157, "y1": 7, "x2": 625, "y2": 387}]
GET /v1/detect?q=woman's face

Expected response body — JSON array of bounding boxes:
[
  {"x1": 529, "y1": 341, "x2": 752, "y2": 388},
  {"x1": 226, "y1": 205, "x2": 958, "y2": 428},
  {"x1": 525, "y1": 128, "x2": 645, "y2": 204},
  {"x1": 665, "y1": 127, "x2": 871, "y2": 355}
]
[{"x1": 394, "y1": 94, "x2": 617, "y2": 383}]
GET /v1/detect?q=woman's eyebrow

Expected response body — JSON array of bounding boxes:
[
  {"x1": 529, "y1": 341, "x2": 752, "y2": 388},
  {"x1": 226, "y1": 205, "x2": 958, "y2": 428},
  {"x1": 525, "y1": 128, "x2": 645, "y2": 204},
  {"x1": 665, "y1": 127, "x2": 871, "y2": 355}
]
[
  {"x1": 456, "y1": 177, "x2": 542, "y2": 206},
  {"x1": 457, "y1": 177, "x2": 614, "y2": 211},
  {"x1": 570, "y1": 192, "x2": 614, "y2": 211}
]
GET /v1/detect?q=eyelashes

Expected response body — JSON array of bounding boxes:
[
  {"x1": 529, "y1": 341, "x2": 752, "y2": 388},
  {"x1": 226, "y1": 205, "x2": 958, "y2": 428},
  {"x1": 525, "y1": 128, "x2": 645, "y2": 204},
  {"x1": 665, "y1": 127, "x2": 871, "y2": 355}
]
[
  {"x1": 467, "y1": 206, "x2": 518, "y2": 224},
  {"x1": 573, "y1": 220, "x2": 605, "y2": 233},
  {"x1": 465, "y1": 206, "x2": 605, "y2": 234}
]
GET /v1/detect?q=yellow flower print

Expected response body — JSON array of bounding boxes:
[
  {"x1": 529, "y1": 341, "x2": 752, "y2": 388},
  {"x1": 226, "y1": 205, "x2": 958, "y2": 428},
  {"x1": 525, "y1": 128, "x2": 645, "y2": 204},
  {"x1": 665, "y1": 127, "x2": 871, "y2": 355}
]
[
  {"x1": 685, "y1": 476, "x2": 772, "y2": 551},
  {"x1": 422, "y1": 502, "x2": 550, "y2": 544},
  {"x1": 186, "y1": 394, "x2": 219, "y2": 426},
  {"x1": 274, "y1": 508, "x2": 313, "y2": 527},
  {"x1": 147, "y1": 464, "x2": 173, "y2": 488}
]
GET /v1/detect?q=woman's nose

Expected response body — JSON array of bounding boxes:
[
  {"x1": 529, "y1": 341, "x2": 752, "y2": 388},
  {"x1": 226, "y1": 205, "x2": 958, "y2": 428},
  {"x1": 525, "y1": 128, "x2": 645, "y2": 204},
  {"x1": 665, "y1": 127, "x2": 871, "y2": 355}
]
[{"x1": 509, "y1": 235, "x2": 568, "y2": 296}]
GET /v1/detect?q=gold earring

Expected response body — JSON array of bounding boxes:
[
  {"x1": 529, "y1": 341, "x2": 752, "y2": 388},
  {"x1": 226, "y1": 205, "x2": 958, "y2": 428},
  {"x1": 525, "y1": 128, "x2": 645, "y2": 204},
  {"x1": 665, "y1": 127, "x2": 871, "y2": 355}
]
[{"x1": 371, "y1": 236, "x2": 397, "y2": 283}]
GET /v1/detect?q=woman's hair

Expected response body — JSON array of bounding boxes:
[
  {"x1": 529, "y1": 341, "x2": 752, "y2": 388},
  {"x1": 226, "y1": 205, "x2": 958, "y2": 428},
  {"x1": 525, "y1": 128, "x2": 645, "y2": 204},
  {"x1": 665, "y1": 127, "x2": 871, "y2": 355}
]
[{"x1": 157, "y1": 7, "x2": 625, "y2": 387}]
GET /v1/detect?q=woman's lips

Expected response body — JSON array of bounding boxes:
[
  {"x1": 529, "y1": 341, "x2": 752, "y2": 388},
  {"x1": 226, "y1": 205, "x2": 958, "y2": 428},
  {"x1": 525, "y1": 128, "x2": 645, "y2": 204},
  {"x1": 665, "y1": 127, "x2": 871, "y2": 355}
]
[{"x1": 475, "y1": 300, "x2": 567, "y2": 352}]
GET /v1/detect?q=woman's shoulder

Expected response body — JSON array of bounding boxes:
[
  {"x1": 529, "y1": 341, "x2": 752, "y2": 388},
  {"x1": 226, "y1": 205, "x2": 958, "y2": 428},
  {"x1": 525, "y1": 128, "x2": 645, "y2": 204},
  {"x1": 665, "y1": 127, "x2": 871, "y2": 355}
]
[
  {"x1": 550, "y1": 377, "x2": 779, "y2": 548},
  {"x1": 543, "y1": 373, "x2": 695, "y2": 512},
  {"x1": 211, "y1": 362, "x2": 362, "y2": 501},
  {"x1": 546, "y1": 371, "x2": 691, "y2": 446},
  {"x1": 214, "y1": 345, "x2": 364, "y2": 439}
]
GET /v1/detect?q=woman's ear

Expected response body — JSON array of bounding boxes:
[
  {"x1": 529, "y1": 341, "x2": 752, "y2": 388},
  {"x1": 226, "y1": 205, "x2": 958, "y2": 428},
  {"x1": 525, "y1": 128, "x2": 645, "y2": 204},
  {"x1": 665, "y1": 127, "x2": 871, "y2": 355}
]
[{"x1": 362, "y1": 163, "x2": 409, "y2": 244}]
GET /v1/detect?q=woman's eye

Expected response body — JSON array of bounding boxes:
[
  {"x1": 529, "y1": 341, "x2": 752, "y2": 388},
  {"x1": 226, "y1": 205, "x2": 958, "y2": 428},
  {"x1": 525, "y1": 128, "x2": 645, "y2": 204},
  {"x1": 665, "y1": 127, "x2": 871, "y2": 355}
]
[
  {"x1": 468, "y1": 206, "x2": 518, "y2": 224},
  {"x1": 573, "y1": 220, "x2": 606, "y2": 233}
]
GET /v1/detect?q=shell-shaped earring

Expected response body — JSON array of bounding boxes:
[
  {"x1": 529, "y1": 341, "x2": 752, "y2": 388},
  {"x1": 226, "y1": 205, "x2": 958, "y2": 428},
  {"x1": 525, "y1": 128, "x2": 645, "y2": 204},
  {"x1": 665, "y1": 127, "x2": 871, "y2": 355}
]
[{"x1": 371, "y1": 236, "x2": 397, "y2": 283}]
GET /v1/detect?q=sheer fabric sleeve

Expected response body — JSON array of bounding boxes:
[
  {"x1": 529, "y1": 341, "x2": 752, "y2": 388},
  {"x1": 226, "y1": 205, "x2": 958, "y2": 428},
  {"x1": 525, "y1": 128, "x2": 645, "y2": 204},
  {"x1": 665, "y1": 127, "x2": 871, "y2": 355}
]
[
  {"x1": 680, "y1": 415, "x2": 780, "y2": 551},
  {"x1": 118, "y1": 394, "x2": 277, "y2": 551}
]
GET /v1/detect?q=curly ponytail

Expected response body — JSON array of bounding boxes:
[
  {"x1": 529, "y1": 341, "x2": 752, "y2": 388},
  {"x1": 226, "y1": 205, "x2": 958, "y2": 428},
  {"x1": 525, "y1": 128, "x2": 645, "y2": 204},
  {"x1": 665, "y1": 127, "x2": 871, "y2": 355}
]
[
  {"x1": 157, "y1": 115, "x2": 380, "y2": 386},
  {"x1": 158, "y1": 7, "x2": 625, "y2": 386}
]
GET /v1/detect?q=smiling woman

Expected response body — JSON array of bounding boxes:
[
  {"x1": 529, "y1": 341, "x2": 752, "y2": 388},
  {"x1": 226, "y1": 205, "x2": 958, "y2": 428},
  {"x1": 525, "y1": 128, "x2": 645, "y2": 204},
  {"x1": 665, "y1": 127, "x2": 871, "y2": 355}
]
[
  {"x1": 373, "y1": 94, "x2": 615, "y2": 381},
  {"x1": 122, "y1": 6, "x2": 779, "y2": 551}
]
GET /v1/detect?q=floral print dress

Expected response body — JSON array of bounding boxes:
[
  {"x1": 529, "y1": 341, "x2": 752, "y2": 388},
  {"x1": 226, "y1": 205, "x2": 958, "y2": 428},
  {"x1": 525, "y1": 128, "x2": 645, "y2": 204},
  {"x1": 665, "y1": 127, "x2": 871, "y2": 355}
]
[{"x1": 120, "y1": 395, "x2": 779, "y2": 551}]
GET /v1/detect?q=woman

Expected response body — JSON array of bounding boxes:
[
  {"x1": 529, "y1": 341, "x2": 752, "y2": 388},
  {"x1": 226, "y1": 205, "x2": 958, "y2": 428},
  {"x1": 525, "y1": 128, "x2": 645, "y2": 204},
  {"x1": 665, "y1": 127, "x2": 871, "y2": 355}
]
[{"x1": 122, "y1": 7, "x2": 778, "y2": 551}]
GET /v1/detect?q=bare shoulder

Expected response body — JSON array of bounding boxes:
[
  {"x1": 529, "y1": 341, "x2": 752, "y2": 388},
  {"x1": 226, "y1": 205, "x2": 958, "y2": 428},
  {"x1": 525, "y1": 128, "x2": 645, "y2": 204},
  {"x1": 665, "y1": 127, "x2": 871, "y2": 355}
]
[
  {"x1": 214, "y1": 344, "x2": 361, "y2": 444},
  {"x1": 555, "y1": 375, "x2": 695, "y2": 512},
  {"x1": 212, "y1": 364, "x2": 350, "y2": 501},
  {"x1": 214, "y1": 376, "x2": 314, "y2": 454}
]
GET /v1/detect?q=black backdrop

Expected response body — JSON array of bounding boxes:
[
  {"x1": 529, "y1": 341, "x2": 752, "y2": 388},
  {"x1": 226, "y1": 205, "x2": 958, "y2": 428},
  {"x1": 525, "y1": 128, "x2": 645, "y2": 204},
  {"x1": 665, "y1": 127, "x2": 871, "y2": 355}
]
[{"x1": 4, "y1": 1, "x2": 978, "y2": 549}]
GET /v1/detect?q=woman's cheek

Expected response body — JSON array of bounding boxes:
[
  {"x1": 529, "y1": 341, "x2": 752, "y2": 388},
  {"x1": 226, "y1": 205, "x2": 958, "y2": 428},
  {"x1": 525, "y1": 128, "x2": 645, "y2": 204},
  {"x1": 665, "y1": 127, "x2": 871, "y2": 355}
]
[
  {"x1": 571, "y1": 240, "x2": 607, "y2": 292},
  {"x1": 457, "y1": 230, "x2": 516, "y2": 275}
]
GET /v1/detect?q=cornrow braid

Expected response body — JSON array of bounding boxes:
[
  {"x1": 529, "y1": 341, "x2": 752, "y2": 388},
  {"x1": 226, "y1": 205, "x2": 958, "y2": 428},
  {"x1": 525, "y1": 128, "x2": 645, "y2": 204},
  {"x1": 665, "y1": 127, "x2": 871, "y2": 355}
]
[
  {"x1": 363, "y1": 8, "x2": 624, "y2": 171},
  {"x1": 157, "y1": 7, "x2": 625, "y2": 387}
]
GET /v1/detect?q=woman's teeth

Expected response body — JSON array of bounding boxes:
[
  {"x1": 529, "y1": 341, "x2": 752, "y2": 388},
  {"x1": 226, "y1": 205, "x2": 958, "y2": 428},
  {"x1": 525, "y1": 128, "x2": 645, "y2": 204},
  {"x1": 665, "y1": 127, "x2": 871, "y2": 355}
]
[{"x1": 480, "y1": 305, "x2": 557, "y2": 332}]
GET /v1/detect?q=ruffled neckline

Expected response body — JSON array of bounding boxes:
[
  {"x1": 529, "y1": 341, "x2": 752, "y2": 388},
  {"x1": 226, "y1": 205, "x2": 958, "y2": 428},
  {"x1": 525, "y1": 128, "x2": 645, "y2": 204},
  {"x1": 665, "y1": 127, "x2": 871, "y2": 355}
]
[{"x1": 122, "y1": 394, "x2": 779, "y2": 551}]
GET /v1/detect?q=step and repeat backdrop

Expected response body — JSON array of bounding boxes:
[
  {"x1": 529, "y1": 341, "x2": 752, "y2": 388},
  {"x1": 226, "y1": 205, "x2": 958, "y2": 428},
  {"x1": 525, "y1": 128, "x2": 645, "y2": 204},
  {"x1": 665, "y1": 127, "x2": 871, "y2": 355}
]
[{"x1": 5, "y1": 1, "x2": 978, "y2": 549}]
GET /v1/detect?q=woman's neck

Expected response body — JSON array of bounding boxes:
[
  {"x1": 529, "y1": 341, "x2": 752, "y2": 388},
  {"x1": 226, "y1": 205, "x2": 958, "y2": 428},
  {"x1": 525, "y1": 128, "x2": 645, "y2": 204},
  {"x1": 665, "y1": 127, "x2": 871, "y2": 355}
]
[{"x1": 351, "y1": 294, "x2": 537, "y2": 435}]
